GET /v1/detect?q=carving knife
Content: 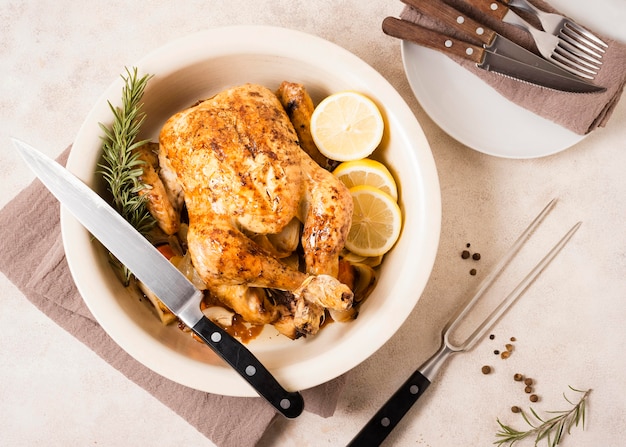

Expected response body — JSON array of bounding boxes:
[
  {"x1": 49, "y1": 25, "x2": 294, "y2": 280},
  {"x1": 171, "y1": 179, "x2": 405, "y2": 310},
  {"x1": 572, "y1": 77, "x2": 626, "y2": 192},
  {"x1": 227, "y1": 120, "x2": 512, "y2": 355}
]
[
  {"x1": 12, "y1": 138, "x2": 304, "y2": 419},
  {"x1": 383, "y1": 2, "x2": 605, "y2": 93}
]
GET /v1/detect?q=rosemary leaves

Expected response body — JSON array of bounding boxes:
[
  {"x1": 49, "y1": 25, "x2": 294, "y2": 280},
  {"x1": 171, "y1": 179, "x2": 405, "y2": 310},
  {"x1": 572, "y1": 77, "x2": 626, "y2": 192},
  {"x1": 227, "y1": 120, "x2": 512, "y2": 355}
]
[
  {"x1": 495, "y1": 386, "x2": 591, "y2": 447},
  {"x1": 98, "y1": 67, "x2": 155, "y2": 284}
]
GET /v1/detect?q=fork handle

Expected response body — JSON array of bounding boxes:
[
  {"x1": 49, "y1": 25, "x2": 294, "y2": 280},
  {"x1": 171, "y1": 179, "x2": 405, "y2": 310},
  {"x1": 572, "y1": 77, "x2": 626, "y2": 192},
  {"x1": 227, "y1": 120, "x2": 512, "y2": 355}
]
[
  {"x1": 347, "y1": 369, "x2": 431, "y2": 446},
  {"x1": 348, "y1": 344, "x2": 453, "y2": 446}
]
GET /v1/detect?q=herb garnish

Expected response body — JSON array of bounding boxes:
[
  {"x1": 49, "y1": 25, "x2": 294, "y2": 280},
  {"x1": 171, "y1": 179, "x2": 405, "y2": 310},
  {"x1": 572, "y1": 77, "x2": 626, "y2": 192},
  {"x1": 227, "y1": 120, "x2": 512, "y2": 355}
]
[
  {"x1": 97, "y1": 67, "x2": 155, "y2": 285},
  {"x1": 494, "y1": 386, "x2": 591, "y2": 447}
]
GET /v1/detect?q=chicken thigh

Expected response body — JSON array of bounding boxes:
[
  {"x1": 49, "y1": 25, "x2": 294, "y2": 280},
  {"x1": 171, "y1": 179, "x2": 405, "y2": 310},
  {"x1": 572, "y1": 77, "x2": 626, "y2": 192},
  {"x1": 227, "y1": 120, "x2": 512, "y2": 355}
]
[{"x1": 159, "y1": 83, "x2": 354, "y2": 337}]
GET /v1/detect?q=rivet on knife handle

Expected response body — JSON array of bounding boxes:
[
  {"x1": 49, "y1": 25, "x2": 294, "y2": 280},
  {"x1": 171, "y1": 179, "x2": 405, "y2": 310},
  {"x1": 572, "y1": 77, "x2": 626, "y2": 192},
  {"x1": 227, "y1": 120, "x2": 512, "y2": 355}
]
[
  {"x1": 346, "y1": 368, "x2": 431, "y2": 446},
  {"x1": 400, "y1": 0, "x2": 497, "y2": 46},
  {"x1": 191, "y1": 315, "x2": 304, "y2": 418},
  {"x1": 382, "y1": 17, "x2": 484, "y2": 64},
  {"x1": 463, "y1": 0, "x2": 510, "y2": 21}
]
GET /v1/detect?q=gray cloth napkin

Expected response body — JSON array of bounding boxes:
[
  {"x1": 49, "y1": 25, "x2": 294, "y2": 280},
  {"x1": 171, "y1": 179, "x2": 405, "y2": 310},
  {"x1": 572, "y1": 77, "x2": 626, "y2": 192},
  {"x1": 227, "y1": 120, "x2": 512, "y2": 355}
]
[
  {"x1": 401, "y1": 0, "x2": 626, "y2": 135},
  {"x1": 0, "y1": 146, "x2": 348, "y2": 447}
]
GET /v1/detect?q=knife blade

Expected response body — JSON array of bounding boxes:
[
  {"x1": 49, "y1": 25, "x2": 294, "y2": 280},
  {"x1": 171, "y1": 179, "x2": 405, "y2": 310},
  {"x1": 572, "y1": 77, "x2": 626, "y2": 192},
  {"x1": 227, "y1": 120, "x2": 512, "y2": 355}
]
[{"x1": 12, "y1": 138, "x2": 304, "y2": 419}]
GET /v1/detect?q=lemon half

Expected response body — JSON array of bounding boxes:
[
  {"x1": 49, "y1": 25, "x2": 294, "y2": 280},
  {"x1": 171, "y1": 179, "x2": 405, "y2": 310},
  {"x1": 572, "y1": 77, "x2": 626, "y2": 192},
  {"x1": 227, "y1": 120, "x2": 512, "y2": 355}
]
[{"x1": 310, "y1": 91, "x2": 384, "y2": 162}]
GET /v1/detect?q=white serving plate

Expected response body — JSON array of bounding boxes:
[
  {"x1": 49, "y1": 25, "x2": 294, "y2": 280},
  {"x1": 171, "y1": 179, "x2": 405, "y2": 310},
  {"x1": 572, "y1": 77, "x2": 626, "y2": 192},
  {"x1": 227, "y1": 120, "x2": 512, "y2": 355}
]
[
  {"x1": 62, "y1": 25, "x2": 441, "y2": 397},
  {"x1": 401, "y1": 0, "x2": 626, "y2": 158}
]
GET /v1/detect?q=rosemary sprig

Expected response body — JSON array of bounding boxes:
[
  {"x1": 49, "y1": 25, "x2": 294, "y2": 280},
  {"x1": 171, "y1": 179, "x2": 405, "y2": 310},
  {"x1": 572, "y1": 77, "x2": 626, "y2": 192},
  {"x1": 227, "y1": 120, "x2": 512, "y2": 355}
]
[
  {"x1": 97, "y1": 67, "x2": 155, "y2": 285},
  {"x1": 495, "y1": 386, "x2": 591, "y2": 447}
]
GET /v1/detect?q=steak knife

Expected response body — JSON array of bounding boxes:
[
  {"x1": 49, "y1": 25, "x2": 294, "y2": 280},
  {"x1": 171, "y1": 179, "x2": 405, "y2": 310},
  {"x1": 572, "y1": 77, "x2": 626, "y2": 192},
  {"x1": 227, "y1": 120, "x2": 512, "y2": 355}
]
[
  {"x1": 383, "y1": 3, "x2": 604, "y2": 93},
  {"x1": 13, "y1": 138, "x2": 304, "y2": 419}
]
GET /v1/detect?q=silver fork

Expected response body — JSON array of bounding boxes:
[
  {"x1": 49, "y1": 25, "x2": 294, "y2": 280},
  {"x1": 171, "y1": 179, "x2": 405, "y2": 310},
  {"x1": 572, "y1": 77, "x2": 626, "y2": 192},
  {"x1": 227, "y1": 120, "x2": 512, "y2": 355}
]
[
  {"x1": 348, "y1": 199, "x2": 582, "y2": 446},
  {"x1": 507, "y1": 0, "x2": 608, "y2": 79},
  {"x1": 466, "y1": 0, "x2": 604, "y2": 80},
  {"x1": 507, "y1": 0, "x2": 608, "y2": 53}
]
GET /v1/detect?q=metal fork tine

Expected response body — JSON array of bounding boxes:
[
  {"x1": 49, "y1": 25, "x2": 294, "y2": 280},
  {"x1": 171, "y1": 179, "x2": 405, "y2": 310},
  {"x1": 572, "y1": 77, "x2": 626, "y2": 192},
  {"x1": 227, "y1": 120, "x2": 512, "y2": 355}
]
[
  {"x1": 444, "y1": 199, "x2": 581, "y2": 352},
  {"x1": 444, "y1": 199, "x2": 556, "y2": 350},
  {"x1": 564, "y1": 21, "x2": 609, "y2": 50},
  {"x1": 458, "y1": 221, "x2": 582, "y2": 351},
  {"x1": 561, "y1": 26, "x2": 607, "y2": 58},
  {"x1": 557, "y1": 38, "x2": 602, "y2": 69},
  {"x1": 553, "y1": 48, "x2": 599, "y2": 78},
  {"x1": 551, "y1": 52, "x2": 597, "y2": 79}
]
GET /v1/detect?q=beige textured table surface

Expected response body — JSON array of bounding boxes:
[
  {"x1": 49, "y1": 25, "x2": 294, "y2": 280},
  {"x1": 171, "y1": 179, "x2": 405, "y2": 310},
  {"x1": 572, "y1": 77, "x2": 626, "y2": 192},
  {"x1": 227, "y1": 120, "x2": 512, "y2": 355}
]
[{"x1": 2, "y1": 1, "x2": 626, "y2": 446}]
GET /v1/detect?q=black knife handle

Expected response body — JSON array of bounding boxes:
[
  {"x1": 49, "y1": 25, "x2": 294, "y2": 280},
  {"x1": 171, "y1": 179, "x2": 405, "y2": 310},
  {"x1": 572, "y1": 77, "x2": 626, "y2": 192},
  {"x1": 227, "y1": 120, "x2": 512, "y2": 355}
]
[
  {"x1": 191, "y1": 315, "x2": 304, "y2": 418},
  {"x1": 347, "y1": 369, "x2": 431, "y2": 446}
]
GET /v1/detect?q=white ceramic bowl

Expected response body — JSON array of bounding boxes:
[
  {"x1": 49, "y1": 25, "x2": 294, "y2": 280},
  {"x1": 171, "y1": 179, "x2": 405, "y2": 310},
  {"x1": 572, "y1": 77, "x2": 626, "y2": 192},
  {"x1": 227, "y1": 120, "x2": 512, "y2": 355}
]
[{"x1": 63, "y1": 25, "x2": 441, "y2": 397}]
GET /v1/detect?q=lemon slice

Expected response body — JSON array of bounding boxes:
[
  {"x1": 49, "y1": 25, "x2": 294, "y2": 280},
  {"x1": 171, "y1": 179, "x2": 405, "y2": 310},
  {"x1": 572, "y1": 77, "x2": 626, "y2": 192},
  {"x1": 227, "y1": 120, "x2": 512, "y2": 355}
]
[
  {"x1": 333, "y1": 159, "x2": 398, "y2": 200},
  {"x1": 310, "y1": 91, "x2": 384, "y2": 162},
  {"x1": 346, "y1": 185, "x2": 402, "y2": 257}
]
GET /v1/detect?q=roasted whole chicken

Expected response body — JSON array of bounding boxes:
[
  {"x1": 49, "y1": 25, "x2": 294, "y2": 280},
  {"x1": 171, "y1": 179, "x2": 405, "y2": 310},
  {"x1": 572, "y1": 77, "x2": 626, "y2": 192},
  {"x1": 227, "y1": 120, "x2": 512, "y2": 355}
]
[{"x1": 146, "y1": 82, "x2": 357, "y2": 338}]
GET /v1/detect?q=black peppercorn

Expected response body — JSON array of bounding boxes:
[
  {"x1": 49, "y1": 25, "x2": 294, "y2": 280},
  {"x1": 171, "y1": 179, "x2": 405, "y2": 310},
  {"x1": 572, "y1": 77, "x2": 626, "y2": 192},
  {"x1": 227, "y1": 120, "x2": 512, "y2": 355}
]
[{"x1": 472, "y1": 252, "x2": 481, "y2": 260}]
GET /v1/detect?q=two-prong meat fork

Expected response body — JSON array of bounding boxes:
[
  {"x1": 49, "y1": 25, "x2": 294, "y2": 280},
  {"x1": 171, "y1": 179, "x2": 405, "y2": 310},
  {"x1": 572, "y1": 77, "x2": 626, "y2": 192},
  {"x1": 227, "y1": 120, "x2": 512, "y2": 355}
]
[{"x1": 348, "y1": 199, "x2": 581, "y2": 446}]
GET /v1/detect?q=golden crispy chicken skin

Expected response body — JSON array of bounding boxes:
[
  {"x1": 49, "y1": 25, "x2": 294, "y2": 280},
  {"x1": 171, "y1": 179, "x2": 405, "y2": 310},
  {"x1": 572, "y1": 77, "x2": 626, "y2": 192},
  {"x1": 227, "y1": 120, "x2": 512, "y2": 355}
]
[
  {"x1": 300, "y1": 155, "x2": 353, "y2": 278},
  {"x1": 159, "y1": 83, "x2": 354, "y2": 336}
]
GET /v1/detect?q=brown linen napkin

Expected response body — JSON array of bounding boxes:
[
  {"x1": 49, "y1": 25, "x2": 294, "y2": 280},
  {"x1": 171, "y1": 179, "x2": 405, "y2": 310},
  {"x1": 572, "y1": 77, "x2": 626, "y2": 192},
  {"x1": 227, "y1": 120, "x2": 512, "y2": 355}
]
[
  {"x1": 0, "y1": 146, "x2": 349, "y2": 447},
  {"x1": 400, "y1": 0, "x2": 626, "y2": 135}
]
